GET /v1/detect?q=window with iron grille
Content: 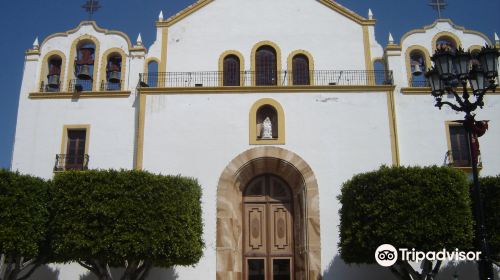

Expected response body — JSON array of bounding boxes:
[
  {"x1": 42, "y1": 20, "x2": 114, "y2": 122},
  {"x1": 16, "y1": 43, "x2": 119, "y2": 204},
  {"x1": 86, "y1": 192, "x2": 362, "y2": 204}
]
[
  {"x1": 449, "y1": 125, "x2": 471, "y2": 167},
  {"x1": 223, "y1": 55, "x2": 240, "y2": 86},
  {"x1": 256, "y1": 46, "x2": 277, "y2": 86},
  {"x1": 292, "y1": 54, "x2": 310, "y2": 85}
]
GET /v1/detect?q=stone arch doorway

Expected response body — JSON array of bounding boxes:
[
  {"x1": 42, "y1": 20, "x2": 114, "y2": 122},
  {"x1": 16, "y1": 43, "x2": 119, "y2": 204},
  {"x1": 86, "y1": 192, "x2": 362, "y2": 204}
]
[{"x1": 216, "y1": 147, "x2": 321, "y2": 280}]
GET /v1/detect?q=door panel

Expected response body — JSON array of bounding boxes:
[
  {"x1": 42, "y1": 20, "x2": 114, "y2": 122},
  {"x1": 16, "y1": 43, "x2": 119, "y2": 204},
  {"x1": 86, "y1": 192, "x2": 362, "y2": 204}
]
[
  {"x1": 270, "y1": 204, "x2": 292, "y2": 255},
  {"x1": 245, "y1": 204, "x2": 267, "y2": 255}
]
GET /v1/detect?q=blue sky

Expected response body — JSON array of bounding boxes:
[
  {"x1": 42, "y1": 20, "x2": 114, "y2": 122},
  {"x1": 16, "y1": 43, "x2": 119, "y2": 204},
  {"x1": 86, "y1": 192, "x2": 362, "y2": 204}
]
[{"x1": 0, "y1": 0, "x2": 499, "y2": 169}]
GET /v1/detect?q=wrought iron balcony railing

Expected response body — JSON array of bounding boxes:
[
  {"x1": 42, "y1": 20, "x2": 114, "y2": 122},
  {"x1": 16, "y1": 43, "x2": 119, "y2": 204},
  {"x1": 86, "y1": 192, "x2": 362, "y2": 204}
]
[
  {"x1": 138, "y1": 70, "x2": 393, "y2": 88},
  {"x1": 39, "y1": 81, "x2": 61, "y2": 93},
  {"x1": 69, "y1": 79, "x2": 94, "y2": 92},
  {"x1": 54, "y1": 154, "x2": 89, "y2": 171},
  {"x1": 444, "y1": 150, "x2": 482, "y2": 168},
  {"x1": 100, "y1": 80, "x2": 122, "y2": 91}
]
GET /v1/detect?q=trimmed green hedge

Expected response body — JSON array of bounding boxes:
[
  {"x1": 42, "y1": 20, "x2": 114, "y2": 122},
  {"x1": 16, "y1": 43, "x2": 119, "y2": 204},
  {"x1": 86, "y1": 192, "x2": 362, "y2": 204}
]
[
  {"x1": 51, "y1": 170, "x2": 204, "y2": 267},
  {"x1": 479, "y1": 175, "x2": 500, "y2": 262},
  {"x1": 0, "y1": 169, "x2": 50, "y2": 260},
  {"x1": 338, "y1": 166, "x2": 473, "y2": 264}
]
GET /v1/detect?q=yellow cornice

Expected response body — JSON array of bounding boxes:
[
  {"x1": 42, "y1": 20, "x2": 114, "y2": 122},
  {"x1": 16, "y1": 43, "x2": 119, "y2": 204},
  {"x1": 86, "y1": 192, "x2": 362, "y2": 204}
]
[
  {"x1": 138, "y1": 85, "x2": 395, "y2": 94},
  {"x1": 400, "y1": 87, "x2": 431, "y2": 95},
  {"x1": 397, "y1": 19, "x2": 492, "y2": 47},
  {"x1": 130, "y1": 46, "x2": 147, "y2": 52},
  {"x1": 29, "y1": 91, "x2": 131, "y2": 99},
  {"x1": 25, "y1": 49, "x2": 40, "y2": 56},
  {"x1": 317, "y1": 0, "x2": 375, "y2": 26},
  {"x1": 42, "y1": 21, "x2": 134, "y2": 50},
  {"x1": 385, "y1": 44, "x2": 402, "y2": 52},
  {"x1": 156, "y1": 0, "x2": 214, "y2": 27}
]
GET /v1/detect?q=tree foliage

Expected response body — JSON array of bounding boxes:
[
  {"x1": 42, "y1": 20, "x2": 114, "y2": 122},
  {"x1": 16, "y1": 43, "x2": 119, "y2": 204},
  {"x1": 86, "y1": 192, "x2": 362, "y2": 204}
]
[
  {"x1": 338, "y1": 166, "x2": 473, "y2": 280},
  {"x1": 0, "y1": 169, "x2": 50, "y2": 280},
  {"x1": 478, "y1": 175, "x2": 500, "y2": 263},
  {"x1": 51, "y1": 170, "x2": 204, "y2": 280}
]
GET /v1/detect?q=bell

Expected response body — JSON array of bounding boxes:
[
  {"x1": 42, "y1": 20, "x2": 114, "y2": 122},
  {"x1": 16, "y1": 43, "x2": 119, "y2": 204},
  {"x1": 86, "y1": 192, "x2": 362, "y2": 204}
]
[
  {"x1": 77, "y1": 65, "x2": 92, "y2": 80},
  {"x1": 412, "y1": 63, "x2": 423, "y2": 76},
  {"x1": 108, "y1": 71, "x2": 121, "y2": 83},
  {"x1": 47, "y1": 74, "x2": 60, "y2": 89}
]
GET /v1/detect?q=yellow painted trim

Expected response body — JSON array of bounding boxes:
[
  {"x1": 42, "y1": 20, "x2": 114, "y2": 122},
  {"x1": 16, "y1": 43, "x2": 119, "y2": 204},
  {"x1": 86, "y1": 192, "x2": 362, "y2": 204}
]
[
  {"x1": 218, "y1": 50, "x2": 245, "y2": 86},
  {"x1": 251, "y1": 41, "x2": 282, "y2": 86},
  {"x1": 25, "y1": 49, "x2": 40, "y2": 56},
  {"x1": 401, "y1": 87, "x2": 432, "y2": 94},
  {"x1": 99, "y1": 48, "x2": 127, "y2": 91},
  {"x1": 42, "y1": 21, "x2": 133, "y2": 50},
  {"x1": 159, "y1": 28, "x2": 168, "y2": 87},
  {"x1": 249, "y1": 98, "x2": 285, "y2": 145},
  {"x1": 139, "y1": 85, "x2": 395, "y2": 94},
  {"x1": 317, "y1": 0, "x2": 375, "y2": 26},
  {"x1": 68, "y1": 35, "x2": 101, "y2": 91},
  {"x1": 432, "y1": 31, "x2": 462, "y2": 52},
  {"x1": 362, "y1": 25, "x2": 374, "y2": 85},
  {"x1": 286, "y1": 50, "x2": 315, "y2": 86},
  {"x1": 443, "y1": 121, "x2": 481, "y2": 173},
  {"x1": 157, "y1": 0, "x2": 214, "y2": 27},
  {"x1": 405, "y1": 45, "x2": 432, "y2": 87},
  {"x1": 39, "y1": 50, "x2": 67, "y2": 92},
  {"x1": 468, "y1": 45, "x2": 482, "y2": 53},
  {"x1": 386, "y1": 90, "x2": 400, "y2": 166},
  {"x1": 29, "y1": 91, "x2": 131, "y2": 99},
  {"x1": 135, "y1": 93, "x2": 146, "y2": 170},
  {"x1": 60, "y1": 124, "x2": 91, "y2": 156},
  {"x1": 399, "y1": 19, "x2": 492, "y2": 47},
  {"x1": 144, "y1": 57, "x2": 161, "y2": 75},
  {"x1": 385, "y1": 44, "x2": 402, "y2": 53}
]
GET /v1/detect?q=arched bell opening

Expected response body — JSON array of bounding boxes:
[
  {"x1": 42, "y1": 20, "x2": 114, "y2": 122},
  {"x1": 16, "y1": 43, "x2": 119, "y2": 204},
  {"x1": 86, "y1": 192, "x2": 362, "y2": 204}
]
[
  {"x1": 74, "y1": 41, "x2": 96, "y2": 91},
  {"x1": 47, "y1": 55, "x2": 62, "y2": 91},
  {"x1": 409, "y1": 51, "x2": 427, "y2": 87},
  {"x1": 105, "y1": 54, "x2": 122, "y2": 91}
]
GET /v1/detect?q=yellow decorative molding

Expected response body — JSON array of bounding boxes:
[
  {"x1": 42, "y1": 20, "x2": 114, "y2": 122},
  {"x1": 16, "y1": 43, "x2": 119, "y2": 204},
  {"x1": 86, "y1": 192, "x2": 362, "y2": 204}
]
[
  {"x1": 139, "y1": 85, "x2": 395, "y2": 94},
  {"x1": 135, "y1": 93, "x2": 146, "y2": 170},
  {"x1": 468, "y1": 45, "x2": 482, "y2": 53},
  {"x1": 218, "y1": 50, "x2": 245, "y2": 86},
  {"x1": 29, "y1": 91, "x2": 131, "y2": 99},
  {"x1": 250, "y1": 40, "x2": 282, "y2": 86},
  {"x1": 399, "y1": 19, "x2": 492, "y2": 47},
  {"x1": 42, "y1": 21, "x2": 134, "y2": 50},
  {"x1": 405, "y1": 45, "x2": 432, "y2": 87},
  {"x1": 39, "y1": 50, "x2": 67, "y2": 92},
  {"x1": 386, "y1": 90, "x2": 400, "y2": 166},
  {"x1": 25, "y1": 49, "x2": 40, "y2": 56},
  {"x1": 159, "y1": 28, "x2": 168, "y2": 87},
  {"x1": 286, "y1": 50, "x2": 315, "y2": 85},
  {"x1": 99, "y1": 48, "x2": 128, "y2": 91},
  {"x1": 60, "y1": 124, "x2": 90, "y2": 156},
  {"x1": 385, "y1": 44, "x2": 402, "y2": 53},
  {"x1": 249, "y1": 98, "x2": 285, "y2": 145},
  {"x1": 432, "y1": 31, "x2": 462, "y2": 52},
  {"x1": 156, "y1": 0, "x2": 214, "y2": 27},
  {"x1": 317, "y1": 0, "x2": 375, "y2": 26},
  {"x1": 68, "y1": 35, "x2": 101, "y2": 91},
  {"x1": 401, "y1": 87, "x2": 432, "y2": 95},
  {"x1": 362, "y1": 25, "x2": 375, "y2": 85}
]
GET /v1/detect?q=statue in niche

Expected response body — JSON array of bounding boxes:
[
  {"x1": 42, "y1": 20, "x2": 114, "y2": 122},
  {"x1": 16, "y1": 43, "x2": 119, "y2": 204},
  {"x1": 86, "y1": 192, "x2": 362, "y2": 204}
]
[{"x1": 262, "y1": 117, "x2": 273, "y2": 139}]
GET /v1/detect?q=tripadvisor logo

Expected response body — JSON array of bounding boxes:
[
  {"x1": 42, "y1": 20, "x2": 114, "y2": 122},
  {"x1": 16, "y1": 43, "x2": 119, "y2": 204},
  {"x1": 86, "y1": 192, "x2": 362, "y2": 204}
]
[{"x1": 375, "y1": 244, "x2": 482, "y2": 267}]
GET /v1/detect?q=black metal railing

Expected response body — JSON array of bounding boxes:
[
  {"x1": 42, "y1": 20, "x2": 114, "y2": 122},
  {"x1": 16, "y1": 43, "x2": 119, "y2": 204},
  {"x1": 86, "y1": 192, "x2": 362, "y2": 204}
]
[
  {"x1": 69, "y1": 79, "x2": 94, "y2": 92},
  {"x1": 444, "y1": 150, "x2": 481, "y2": 168},
  {"x1": 54, "y1": 154, "x2": 89, "y2": 171},
  {"x1": 410, "y1": 79, "x2": 430, "y2": 87},
  {"x1": 138, "y1": 70, "x2": 393, "y2": 88},
  {"x1": 39, "y1": 81, "x2": 61, "y2": 93},
  {"x1": 100, "y1": 80, "x2": 122, "y2": 91}
]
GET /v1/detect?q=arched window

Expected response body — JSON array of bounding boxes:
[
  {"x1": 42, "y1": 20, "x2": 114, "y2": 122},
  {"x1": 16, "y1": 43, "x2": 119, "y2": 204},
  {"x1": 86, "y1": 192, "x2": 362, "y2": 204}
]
[
  {"x1": 223, "y1": 55, "x2": 240, "y2": 86},
  {"x1": 436, "y1": 36, "x2": 457, "y2": 52},
  {"x1": 373, "y1": 59, "x2": 388, "y2": 85},
  {"x1": 74, "y1": 41, "x2": 96, "y2": 91},
  {"x1": 470, "y1": 49, "x2": 481, "y2": 70},
  {"x1": 147, "y1": 60, "x2": 159, "y2": 87},
  {"x1": 292, "y1": 54, "x2": 310, "y2": 85},
  {"x1": 105, "y1": 54, "x2": 122, "y2": 91},
  {"x1": 256, "y1": 46, "x2": 277, "y2": 86},
  {"x1": 46, "y1": 55, "x2": 62, "y2": 91},
  {"x1": 409, "y1": 51, "x2": 427, "y2": 87},
  {"x1": 256, "y1": 105, "x2": 278, "y2": 139}
]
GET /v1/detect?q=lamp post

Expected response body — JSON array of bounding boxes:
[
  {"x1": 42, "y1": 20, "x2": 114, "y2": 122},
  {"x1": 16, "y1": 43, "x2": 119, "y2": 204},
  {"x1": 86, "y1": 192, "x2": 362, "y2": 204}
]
[{"x1": 425, "y1": 45, "x2": 499, "y2": 280}]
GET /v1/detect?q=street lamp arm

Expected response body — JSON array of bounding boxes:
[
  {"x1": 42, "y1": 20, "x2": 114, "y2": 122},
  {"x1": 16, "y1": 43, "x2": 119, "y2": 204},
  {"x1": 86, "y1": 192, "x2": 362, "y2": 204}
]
[{"x1": 437, "y1": 100, "x2": 463, "y2": 111}]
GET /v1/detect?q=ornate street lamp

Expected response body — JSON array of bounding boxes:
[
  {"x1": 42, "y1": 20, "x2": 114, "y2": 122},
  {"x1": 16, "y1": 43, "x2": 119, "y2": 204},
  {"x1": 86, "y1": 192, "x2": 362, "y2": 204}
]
[{"x1": 425, "y1": 45, "x2": 499, "y2": 280}]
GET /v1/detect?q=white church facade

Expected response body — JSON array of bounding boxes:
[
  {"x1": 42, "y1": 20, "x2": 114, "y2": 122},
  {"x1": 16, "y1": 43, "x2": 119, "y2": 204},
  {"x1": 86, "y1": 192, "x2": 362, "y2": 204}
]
[{"x1": 11, "y1": 0, "x2": 500, "y2": 279}]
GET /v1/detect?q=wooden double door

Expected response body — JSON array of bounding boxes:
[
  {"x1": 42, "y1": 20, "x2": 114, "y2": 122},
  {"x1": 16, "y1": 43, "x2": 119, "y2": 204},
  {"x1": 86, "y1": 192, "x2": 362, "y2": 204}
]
[{"x1": 243, "y1": 175, "x2": 294, "y2": 280}]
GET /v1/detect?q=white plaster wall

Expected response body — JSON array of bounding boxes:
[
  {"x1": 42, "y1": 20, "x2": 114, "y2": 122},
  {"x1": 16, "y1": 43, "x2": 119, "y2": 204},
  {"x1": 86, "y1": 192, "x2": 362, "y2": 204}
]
[
  {"x1": 164, "y1": 0, "x2": 368, "y2": 72},
  {"x1": 141, "y1": 92, "x2": 393, "y2": 279}
]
